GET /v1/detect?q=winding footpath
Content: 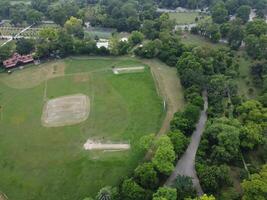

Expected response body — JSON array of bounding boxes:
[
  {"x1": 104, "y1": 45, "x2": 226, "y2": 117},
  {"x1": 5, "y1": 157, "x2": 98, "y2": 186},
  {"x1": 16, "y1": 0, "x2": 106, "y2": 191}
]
[{"x1": 165, "y1": 90, "x2": 208, "y2": 196}]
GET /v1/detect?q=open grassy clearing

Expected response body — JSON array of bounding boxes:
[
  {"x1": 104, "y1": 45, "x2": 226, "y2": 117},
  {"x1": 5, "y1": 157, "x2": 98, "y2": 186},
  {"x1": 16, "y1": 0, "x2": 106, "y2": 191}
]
[
  {"x1": 180, "y1": 33, "x2": 227, "y2": 49},
  {"x1": 0, "y1": 57, "x2": 165, "y2": 200},
  {"x1": 235, "y1": 51, "x2": 259, "y2": 98},
  {"x1": 169, "y1": 12, "x2": 207, "y2": 25},
  {"x1": 84, "y1": 27, "x2": 116, "y2": 39}
]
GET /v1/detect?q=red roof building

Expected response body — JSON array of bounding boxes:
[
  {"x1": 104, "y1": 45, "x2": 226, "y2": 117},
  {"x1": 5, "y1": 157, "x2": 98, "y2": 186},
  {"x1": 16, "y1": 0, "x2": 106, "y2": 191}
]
[{"x1": 3, "y1": 53, "x2": 34, "y2": 69}]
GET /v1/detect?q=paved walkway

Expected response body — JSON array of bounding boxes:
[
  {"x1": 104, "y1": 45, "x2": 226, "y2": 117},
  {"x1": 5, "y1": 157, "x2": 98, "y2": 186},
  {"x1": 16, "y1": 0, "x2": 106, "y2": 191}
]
[{"x1": 165, "y1": 91, "x2": 208, "y2": 196}]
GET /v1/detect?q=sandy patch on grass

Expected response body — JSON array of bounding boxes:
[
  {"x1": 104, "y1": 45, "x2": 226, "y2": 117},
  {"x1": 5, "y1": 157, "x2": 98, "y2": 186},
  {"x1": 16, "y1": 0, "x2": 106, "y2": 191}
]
[
  {"x1": 0, "y1": 61, "x2": 65, "y2": 89},
  {"x1": 42, "y1": 94, "x2": 90, "y2": 127},
  {"x1": 84, "y1": 140, "x2": 130, "y2": 151},
  {"x1": 0, "y1": 192, "x2": 8, "y2": 200},
  {"x1": 73, "y1": 74, "x2": 89, "y2": 83},
  {"x1": 112, "y1": 66, "x2": 144, "y2": 74}
]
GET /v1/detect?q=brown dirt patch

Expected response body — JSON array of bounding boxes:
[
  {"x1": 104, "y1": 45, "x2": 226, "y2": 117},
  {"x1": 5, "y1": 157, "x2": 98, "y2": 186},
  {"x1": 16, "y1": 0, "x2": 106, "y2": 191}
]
[
  {"x1": 73, "y1": 74, "x2": 89, "y2": 83},
  {"x1": 41, "y1": 94, "x2": 90, "y2": 127},
  {"x1": 0, "y1": 61, "x2": 65, "y2": 89},
  {"x1": 83, "y1": 140, "x2": 130, "y2": 150},
  {"x1": 112, "y1": 66, "x2": 145, "y2": 74},
  {"x1": 0, "y1": 192, "x2": 8, "y2": 200}
]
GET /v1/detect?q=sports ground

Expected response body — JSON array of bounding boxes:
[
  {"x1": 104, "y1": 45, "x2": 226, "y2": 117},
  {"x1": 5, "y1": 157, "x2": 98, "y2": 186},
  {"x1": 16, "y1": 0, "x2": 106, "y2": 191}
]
[{"x1": 0, "y1": 57, "x2": 171, "y2": 200}]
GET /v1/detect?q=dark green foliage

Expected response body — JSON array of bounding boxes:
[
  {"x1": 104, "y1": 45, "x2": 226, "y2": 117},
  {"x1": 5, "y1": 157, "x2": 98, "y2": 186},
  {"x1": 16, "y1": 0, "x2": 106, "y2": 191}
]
[
  {"x1": 120, "y1": 179, "x2": 148, "y2": 200},
  {"x1": 96, "y1": 186, "x2": 118, "y2": 200},
  {"x1": 176, "y1": 52, "x2": 205, "y2": 88},
  {"x1": 16, "y1": 39, "x2": 36, "y2": 55},
  {"x1": 167, "y1": 131, "x2": 189, "y2": 157},
  {"x1": 152, "y1": 187, "x2": 177, "y2": 200},
  {"x1": 196, "y1": 163, "x2": 232, "y2": 193},
  {"x1": 134, "y1": 162, "x2": 159, "y2": 189},
  {"x1": 171, "y1": 104, "x2": 201, "y2": 136},
  {"x1": 152, "y1": 135, "x2": 175, "y2": 175},
  {"x1": 198, "y1": 117, "x2": 242, "y2": 163},
  {"x1": 220, "y1": 187, "x2": 240, "y2": 200},
  {"x1": 236, "y1": 5, "x2": 251, "y2": 23},
  {"x1": 211, "y1": 2, "x2": 228, "y2": 24},
  {"x1": 242, "y1": 164, "x2": 267, "y2": 200},
  {"x1": 227, "y1": 19, "x2": 244, "y2": 50},
  {"x1": 174, "y1": 175, "x2": 196, "y2": 200}
]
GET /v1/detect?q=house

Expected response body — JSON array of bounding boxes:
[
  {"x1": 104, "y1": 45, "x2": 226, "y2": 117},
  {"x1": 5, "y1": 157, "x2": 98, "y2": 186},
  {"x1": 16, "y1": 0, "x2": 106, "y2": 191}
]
[{"x1": 3, "y1": 53, "x2": 34, "y2": 69}]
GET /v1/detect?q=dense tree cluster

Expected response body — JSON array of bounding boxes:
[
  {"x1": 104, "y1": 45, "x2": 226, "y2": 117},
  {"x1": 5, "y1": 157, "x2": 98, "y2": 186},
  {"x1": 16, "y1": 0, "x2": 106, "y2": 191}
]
[{"x1": 241, "y1": 164, "x2": 267, "y2": 200}]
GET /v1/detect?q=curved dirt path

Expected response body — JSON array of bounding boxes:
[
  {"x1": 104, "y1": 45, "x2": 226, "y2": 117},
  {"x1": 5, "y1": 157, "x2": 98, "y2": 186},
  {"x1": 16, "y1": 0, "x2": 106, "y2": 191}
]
[
  {"x1": 165, "y1": 91, "x2": 208, "y2": 196},
  {"x1": 141, "y1": 59, "x2": 185, "y2": 135}
]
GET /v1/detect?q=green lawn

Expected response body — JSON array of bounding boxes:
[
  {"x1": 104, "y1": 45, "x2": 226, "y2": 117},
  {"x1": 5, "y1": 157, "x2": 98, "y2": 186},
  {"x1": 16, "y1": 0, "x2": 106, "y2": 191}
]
[
  {"x1": 169, "y1": 12, "x2": 208, "y2": 25},
  {"x1": 169, "y1": 12, "x2": 198, "y2": 24},
  {"x1": 180, "y1": 33, "x2": 227, "y2": 49},
  {"x1": 235, "y1": 51, "x2": 259, "y2": 98},
  {"x1": 84, "y1": 27, "x2": 116, "y2": 39},
  {"x1": 0, "y1": 57, "x2": 163, "y2": 200}
]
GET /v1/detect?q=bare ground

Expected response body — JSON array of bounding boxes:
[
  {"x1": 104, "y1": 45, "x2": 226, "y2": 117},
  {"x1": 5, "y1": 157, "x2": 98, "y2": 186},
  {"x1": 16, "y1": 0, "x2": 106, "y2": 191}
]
[
  {"x1": 112, "y1": 66, "x2": 145, "y2": 74},
  {"x1": 0, "y1": 192, "x2": 7, "y2": 200},
  {"x1": 41, "y1": 94, "x2": 90, "y2": 127},
  {"x1": 83, "y1": 140, "x2": 130, "y2": 151}
]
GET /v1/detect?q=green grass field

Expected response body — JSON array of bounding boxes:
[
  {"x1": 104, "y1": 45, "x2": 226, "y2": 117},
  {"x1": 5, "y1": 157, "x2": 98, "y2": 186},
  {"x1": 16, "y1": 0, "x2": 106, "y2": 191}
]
[
  {"x1": 84, "y1": 27, "x2": 116, "y2": 39},
  {"x1": 0, "y1": 57, "x2": 163, "y2": 200},
  {"x1": 169, "y1": 12, "x2": 208, "y2": 25},
  {"x1": 180, "y1": 33, "x2": 227, "y2": 49},
  {"x1": 169, "y1": 12, "x2": 199, "y2": 24}
]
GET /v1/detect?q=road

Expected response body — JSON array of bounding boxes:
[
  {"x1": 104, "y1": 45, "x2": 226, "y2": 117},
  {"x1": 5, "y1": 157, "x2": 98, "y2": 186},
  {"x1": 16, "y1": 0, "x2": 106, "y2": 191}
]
[{"x1": 165, "y1": 90, "x2": 208, "y2": 196}]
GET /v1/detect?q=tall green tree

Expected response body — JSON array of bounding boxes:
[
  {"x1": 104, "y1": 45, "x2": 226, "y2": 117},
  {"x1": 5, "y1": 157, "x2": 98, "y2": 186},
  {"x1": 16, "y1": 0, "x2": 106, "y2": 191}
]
[
  {"x1": 237, "y1": 5, "x2": 251, "y2": 23},
  {"x1": 152, "y1": 187, "x2": 177, "y2": 200},
  {"x1": 152, "y1": 135, "x2": 175, "y2": 175},
  {"x1": 242, "y1": 164, "x2": 267, "y2": 200}
]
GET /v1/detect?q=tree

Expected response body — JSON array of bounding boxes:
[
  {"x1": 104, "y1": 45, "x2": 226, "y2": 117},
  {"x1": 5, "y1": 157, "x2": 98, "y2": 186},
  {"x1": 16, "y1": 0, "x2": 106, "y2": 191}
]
[
  {"x1": 96, "y1": 186, "x2": 117, "y2": 200},
  {"x1": 16, "y1": 38, "x2": 35, "y2": 55},
  {"x1": 201, "y1": 118, "x2": 242, "y2": 163},
  {"x1": 176, "y1": 52, "x2": 204, "y2": 88},
  {"x1": 171, "y1": 104, "x2": 201, "y2": 135},
  {"x1": 227, "y1": 19, "x2": 244, "y2": 50},
  {"x1": 174, "y1": 175, "x2": 196, "y2": 200},
  {"x1": 246, "y1": 19, "x2": 267, "y2": 37},
  {"x1": 225, "y1": 0, "x2": 239, "y2": 15},
  {"x1": 211, "y1": 2, "x2": 228, "y2": 24},
  {"x1": 129, "y1": 31, "x2": 144, "y2": 45},
  {"x1": 138, "y1": 134, "x2": 155, "y2": 151},
  {"x1": 237, "y1": 5, "x2": 251, "y2": 23},
  {"x1": 152, "y1": 187, "x2": 177, "y2": 200},
  {"x1": 167, "y1": 131, "x2": 189, "y2": 157},
  {"x1": 121, "y1": 179, "x2": 147, "y2": 200},
  {"x1": 240, "y1": 122, "x2": 264, "y2": 150},
  {"x1": 152, "y1": 135, "x2": 175, "y2": 175},
  {"x1": 245, "y1": 34, "x2": 260, "y2": 59},
  {"x1": 242, "y1": 164, "x2": 267, "y2": 200},
  {"x1": 0, "y1": 43, "x2": 15, "y2": 66},
  {"x1": 197, "y1": 163, "x2": 231, "y2": 193},
  {"x1": 236, "y1": 100, "x2": 267, "y2": 124},
  {"x1": 31, "y1": 0, "x2": 49, "y2": 13},
  {"x1": 134, "y1": 162, "x2": 159, "y2": 189},
  {"x1": 64, "y1": 16, "x2": 84, "y2": 39},
  {"x1": 26, "y1": 9, "x2": 43, "y2": 24},
  {"x1": 36, "y1": 28, "x2": 58, "y2": 57}
]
